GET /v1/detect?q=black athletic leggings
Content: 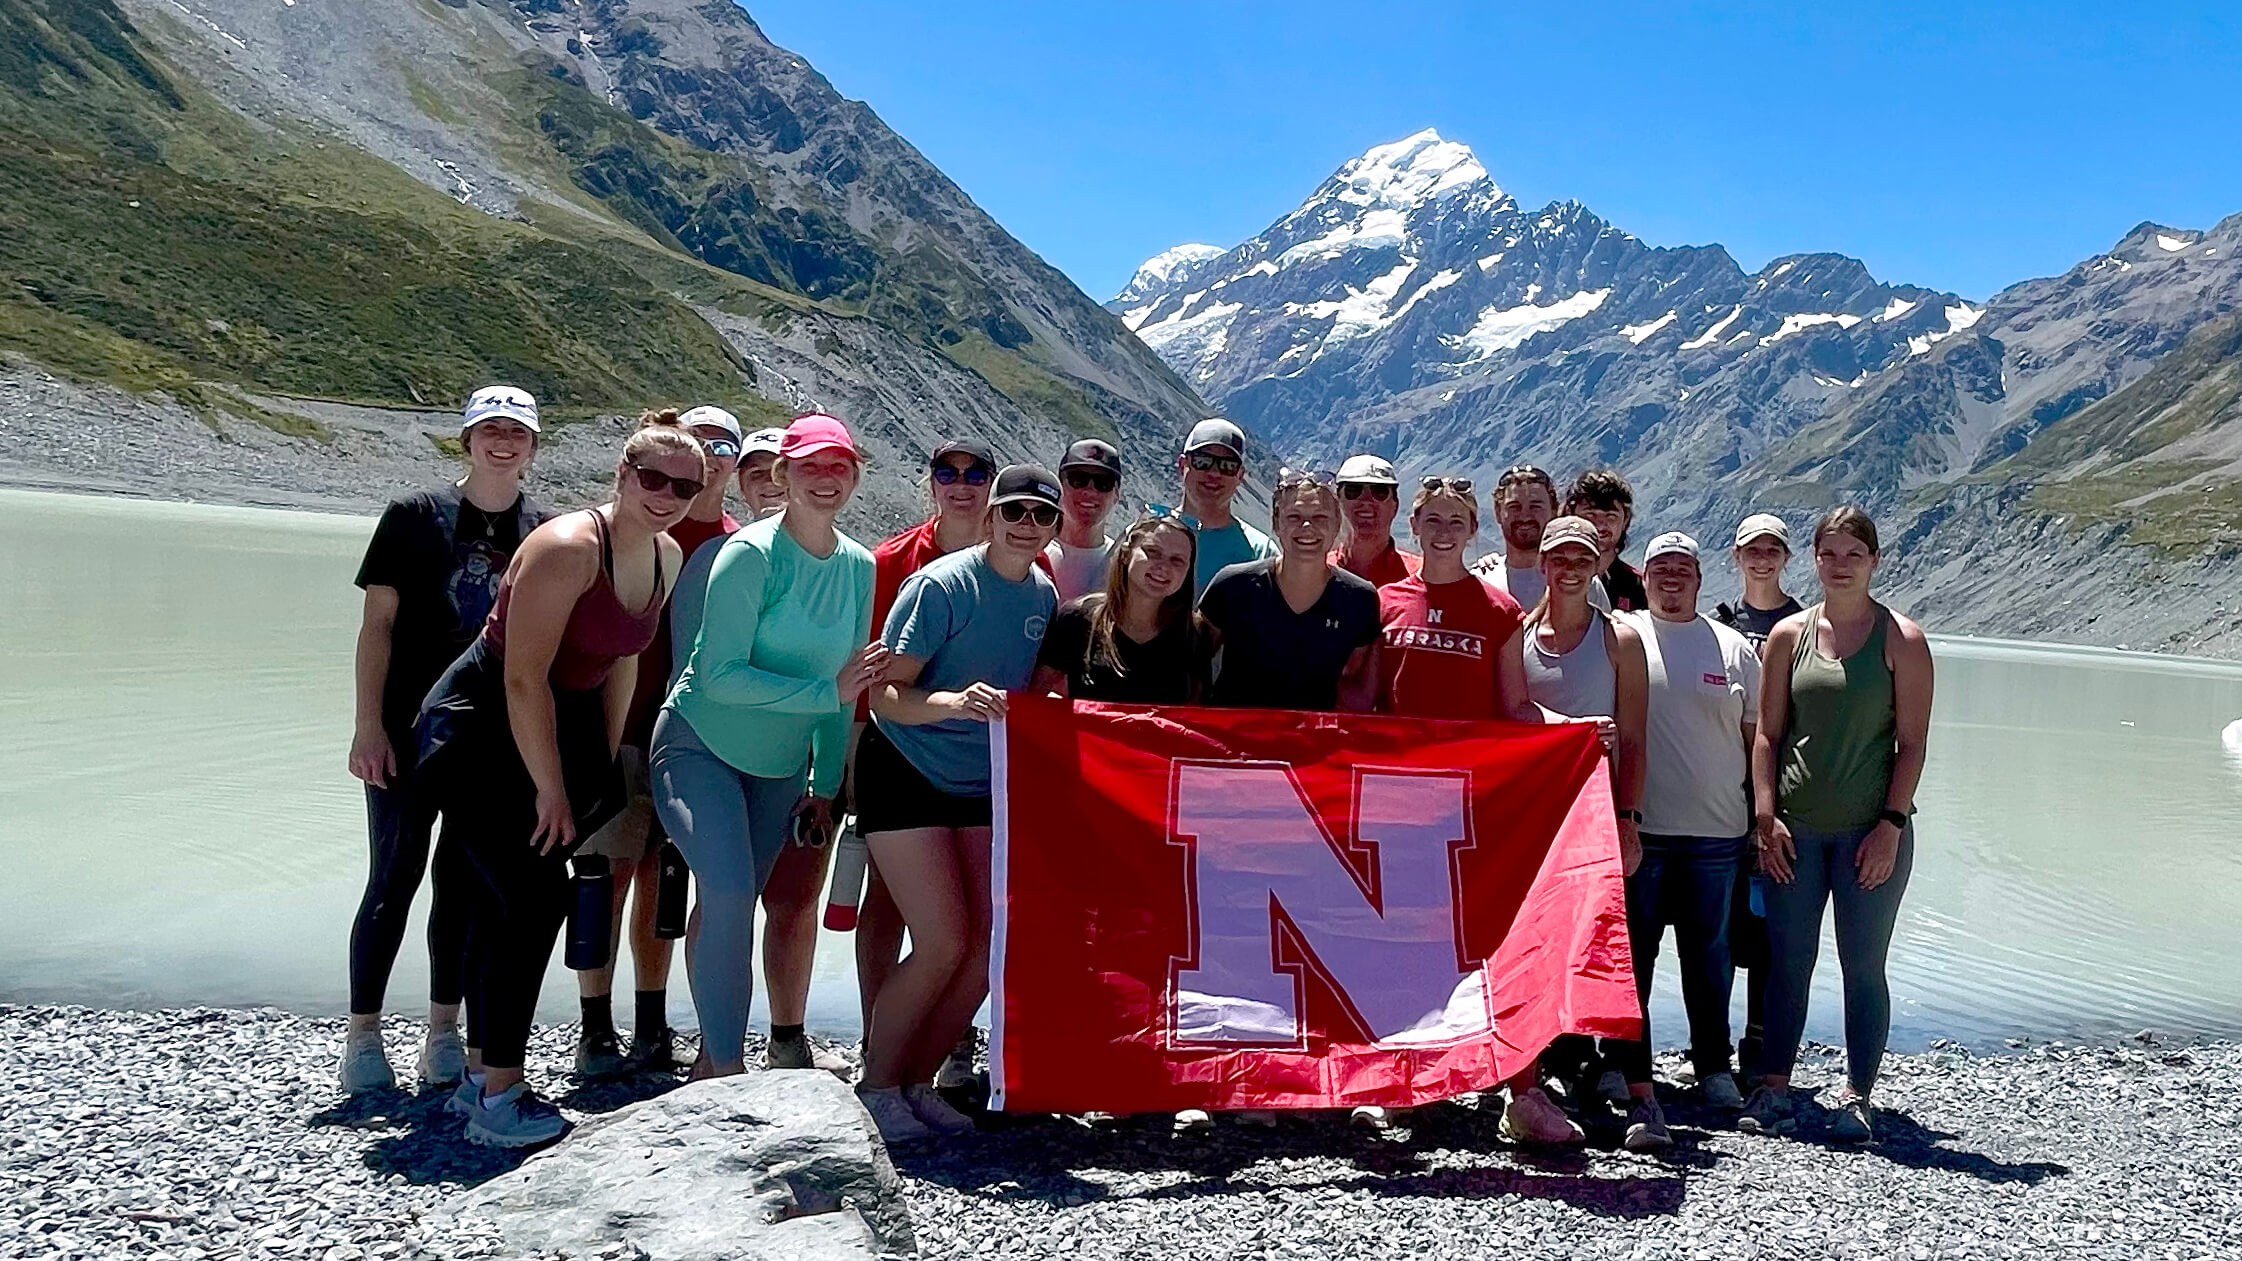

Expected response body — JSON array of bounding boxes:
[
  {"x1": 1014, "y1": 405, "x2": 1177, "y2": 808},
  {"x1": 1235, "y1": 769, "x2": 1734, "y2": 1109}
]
[{"x1": 347, "y1": 768, "x2": 468, "y2": 1015}]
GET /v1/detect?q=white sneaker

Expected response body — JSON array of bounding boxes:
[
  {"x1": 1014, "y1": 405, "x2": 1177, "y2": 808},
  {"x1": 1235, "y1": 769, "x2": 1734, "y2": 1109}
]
[
  {"x1": 445, "y1": 1072, "x2": 485, "y2": 1117},
  {"x1": 1172, "y1": 1108, "x2": 1213, "y2": 1134},
  {"x1": 464, "y1": 1083, "x2": 569, "y2": 1148},
  {"x1": 1500, "y1": 1086, "x2": 1586, "y2": 1146},
  {"x1": 1349, "y1": 1106, "x2": 1391, "y2": 1130},
  {"x1": 416, "y1": 1029, "x2": 467, "y2": 1087},
  {"x1": 1596, "y1": 1069, "x2": 1632, "y2": 1106},
  {"x1": 1700, "y1": 1071, "x2": 1745, "y2": 1110},
  {"x1": 857, "y1": 1086, "x2": 935, "y2": 1144},
  {"x1": 337, "y1": 1030, "x2": 395, "y2": 1095},
  {"x1": 904, "y1": 1084, "x2": 977, "y2": 1136}
]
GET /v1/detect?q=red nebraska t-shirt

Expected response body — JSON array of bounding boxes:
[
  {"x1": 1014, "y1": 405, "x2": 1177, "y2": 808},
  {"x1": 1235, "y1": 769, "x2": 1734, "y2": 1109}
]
[
  {"x1": 1377, "y1": 573, "x2": 1526, "y2": 720},
  {"x1": 1329, "y1": 540, "x2": 1422, "y2": 589}
]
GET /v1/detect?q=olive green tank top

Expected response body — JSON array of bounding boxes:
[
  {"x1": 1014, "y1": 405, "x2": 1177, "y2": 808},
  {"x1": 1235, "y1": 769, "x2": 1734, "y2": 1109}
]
[{"x1": 1777, "y1": 603, "x2": 1896, "y2": 831}]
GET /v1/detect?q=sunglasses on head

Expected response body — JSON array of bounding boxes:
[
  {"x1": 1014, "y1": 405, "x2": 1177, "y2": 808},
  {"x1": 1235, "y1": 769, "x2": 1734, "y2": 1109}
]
[
  {"x1": 1419, "y1": 476, "x2": 1475, "y2": 494},
  {"x1": 996, "y1": 500, "x2": 1060, "y2": 527},
  {"x1": 1186, "y1": 452, "x2": 1242, "y2": 475},
  {"x1": 1276, "y1": 467, "x2": 1336, "y2": 491},
  {"x1": 1063, "y1": 469, "x2": 1118, "y2": 492},
  {"x1": 1339, "y1": 482, "x2": 1395, "y2": 501},
  {"x1": 627, "y1": 462, "x2": 705, "y2": 500},
  {"x1": 1144, "y1": 503, "x2": 1202, "y2": 530},
  {"x1": 931, "y1": 462, "x2": 993, "y2": 486}
]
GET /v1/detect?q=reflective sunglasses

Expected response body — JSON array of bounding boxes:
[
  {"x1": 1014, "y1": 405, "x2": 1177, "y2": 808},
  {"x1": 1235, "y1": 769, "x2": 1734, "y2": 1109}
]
[
  {"x1": 1186, "y1": 452, "x2": 1242, "y2": 475},
  {"x1": 1339, "y1": 482, "x2": 1396, "y2": 501},
  {"x1": 627, "y1": 462, "x2": 705, "y2": 500},
  {"x1": 1419, "y1": 476, "x2": 1475, "y2": 494},
  {"x1": 931, "y1": 462, "x2": 993, "y2": 486},
  {"x1": 1144, "y1": 503, "x2": 1202, "y2": 530},
  {"x1": 702, "y1": 437, "x2": 741, "y2": 461},
  {"x1": 1063, "y1": 469, "x2": 1119, "y2": 492},
  {"x1": 996, "y1": 500, "x2": 1061, "y2": 527}
]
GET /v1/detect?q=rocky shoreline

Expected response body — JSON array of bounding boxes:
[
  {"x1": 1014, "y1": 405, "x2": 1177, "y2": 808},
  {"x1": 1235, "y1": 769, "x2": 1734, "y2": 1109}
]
[{"x1": 3, "y1": 1005, "x2": 2236, "y2": 1260}]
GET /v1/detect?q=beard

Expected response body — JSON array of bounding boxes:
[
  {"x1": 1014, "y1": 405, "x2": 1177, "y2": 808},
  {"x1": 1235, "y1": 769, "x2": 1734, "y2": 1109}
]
[{"x1": 1502, "y1": 518, "x2": 1544, "y2": 551}]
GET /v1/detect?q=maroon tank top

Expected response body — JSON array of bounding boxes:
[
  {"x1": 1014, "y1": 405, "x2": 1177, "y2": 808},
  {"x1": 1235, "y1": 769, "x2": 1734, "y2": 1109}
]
[{"x1": 483, "y1": 509, "x2": 666, "y2": 691}]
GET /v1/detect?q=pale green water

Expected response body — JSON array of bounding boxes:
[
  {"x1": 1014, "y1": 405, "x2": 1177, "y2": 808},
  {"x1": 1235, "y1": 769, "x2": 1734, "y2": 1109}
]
[{"x1": 3, "y1": 488, "x2": 2240, "y2": 1046}]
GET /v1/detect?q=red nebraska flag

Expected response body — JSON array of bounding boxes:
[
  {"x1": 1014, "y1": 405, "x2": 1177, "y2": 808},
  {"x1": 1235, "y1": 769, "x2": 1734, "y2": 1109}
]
[{"x1": 988, "y1": 693, "x2": 1640, "y2": 1115}]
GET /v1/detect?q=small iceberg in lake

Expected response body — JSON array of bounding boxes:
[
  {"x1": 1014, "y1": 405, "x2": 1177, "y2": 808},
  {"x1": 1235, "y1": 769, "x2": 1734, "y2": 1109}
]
[{"x1": 2225, "y1": 718, "x2": 2242, "y2": 752}]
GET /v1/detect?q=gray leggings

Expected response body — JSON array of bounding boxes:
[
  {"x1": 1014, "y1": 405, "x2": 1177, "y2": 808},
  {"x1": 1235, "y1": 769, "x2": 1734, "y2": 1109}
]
[
  {"x1": 1760, "y1": 821, "x2": 1913, "y2": 1093},
  {"x1": 649, "y1": 709, "x2": 805, "y2": 1067}
]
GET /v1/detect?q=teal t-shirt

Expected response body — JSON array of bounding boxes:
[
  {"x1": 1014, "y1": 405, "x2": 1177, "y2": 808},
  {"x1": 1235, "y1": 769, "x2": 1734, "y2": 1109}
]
[
  {"x1": 666, "y1": 515, "x2": 875, "y2": 797},
  {"x1": 1191, "y1": 517, "x2": 1279, "y2": 597},
  {"x1": 875, "y1": 546, "x2": 1057, "y2": 796}
]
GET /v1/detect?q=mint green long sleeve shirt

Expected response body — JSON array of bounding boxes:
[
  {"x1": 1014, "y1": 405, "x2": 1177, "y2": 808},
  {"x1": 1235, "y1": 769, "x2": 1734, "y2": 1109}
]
[{"x1": 666, "y1": 515, "x2": 875, "y2": 797}]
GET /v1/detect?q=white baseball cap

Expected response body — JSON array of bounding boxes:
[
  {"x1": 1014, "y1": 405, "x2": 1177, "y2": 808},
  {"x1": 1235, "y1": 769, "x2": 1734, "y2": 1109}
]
[
  {"x1": 1335, "y1": 454, "x2": 1399, "y2": 485},
  {"x1": 741, "y1": 427, "x2": 787, "y2": 458},
  {"x1": 1734, "y1": 513, "x2": 1791, "y2": 548},
  {"x1": 461, "y1": 385, "x2": 540, "y2": 434},
  {"x1": 1644, "y1": 531, "x2": 1701, "y2": 564},
  {"x1": 678, "y1": 405, "x2": 743, "y2": 443}
]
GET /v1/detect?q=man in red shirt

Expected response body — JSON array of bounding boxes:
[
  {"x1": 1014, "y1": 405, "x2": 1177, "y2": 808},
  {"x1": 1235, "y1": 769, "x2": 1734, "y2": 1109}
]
[{"x1": 1330, "y1": 454, "x2": 1421, "y2": 588}]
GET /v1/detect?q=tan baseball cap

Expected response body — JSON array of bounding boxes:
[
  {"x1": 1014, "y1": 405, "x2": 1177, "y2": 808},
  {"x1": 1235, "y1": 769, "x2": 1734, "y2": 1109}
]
[
  {"x1": 1734, "y1": 513, "x2": 1791, "y2": 548},
  {"x1": 1539, "y1": 515, "x2": 1603, "y2": 556}
]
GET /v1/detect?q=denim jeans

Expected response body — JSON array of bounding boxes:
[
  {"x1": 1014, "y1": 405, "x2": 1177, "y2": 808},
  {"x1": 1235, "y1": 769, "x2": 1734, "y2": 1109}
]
[
  {"x1": 1761, "y1": 821, "x2": 1914, "y2": 1093},
  {"x1": 1610, "y1": 832, "x2": 1748, "y2": 1084}
]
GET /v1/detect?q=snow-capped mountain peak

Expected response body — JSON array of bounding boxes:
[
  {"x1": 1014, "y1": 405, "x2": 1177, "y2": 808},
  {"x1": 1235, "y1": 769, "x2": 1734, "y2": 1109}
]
[
  {"x1": 1329, "y1": 128, "x2": 1497, "y2": 212},
  {"x1": 1112, "y1": 243, "x2": 1227, "y2": 306}
]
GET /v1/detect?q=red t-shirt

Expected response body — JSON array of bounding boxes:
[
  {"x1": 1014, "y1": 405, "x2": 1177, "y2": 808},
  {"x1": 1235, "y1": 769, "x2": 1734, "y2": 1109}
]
[
  {"x1": 1377, "y1": 572, "x2": 1525, "y2": 720},
  {"x1": 623, "y1": 511, "x2": 739, "y2": 745},
  {"x1": 1330, "y1": 540, "x2": 1422, "y2": 589}
]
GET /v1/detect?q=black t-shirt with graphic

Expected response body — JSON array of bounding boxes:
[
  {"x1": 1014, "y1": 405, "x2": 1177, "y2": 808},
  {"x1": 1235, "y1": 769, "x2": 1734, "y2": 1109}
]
[
  {"x1": 1035, "y1": 596, "x2": 1207, "y2": 705},
  {"x1": 1714, "y1": 595, "x2": 1805, "y2": 653},
  {"x1": 1198, "y1": 558, "x2": 1382, "y2": 711},
  {"x1": 355, "y1": 486, "x2": 552, "y2": 744},
  {"x1": 1603, "y1": 558, "x2": 1649, "y2": 613}
]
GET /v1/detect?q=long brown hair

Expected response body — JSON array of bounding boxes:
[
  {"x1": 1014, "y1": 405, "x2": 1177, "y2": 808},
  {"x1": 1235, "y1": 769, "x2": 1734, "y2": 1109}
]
[{"x1": 1087, "y1": 516, "x2": 1200, "y2": 681}]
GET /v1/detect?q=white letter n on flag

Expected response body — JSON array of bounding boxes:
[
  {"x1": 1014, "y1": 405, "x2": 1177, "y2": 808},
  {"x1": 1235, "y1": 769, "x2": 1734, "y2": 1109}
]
[{"x1": 1167, "y1": 761, "x2": 1489, "y2": 1048}]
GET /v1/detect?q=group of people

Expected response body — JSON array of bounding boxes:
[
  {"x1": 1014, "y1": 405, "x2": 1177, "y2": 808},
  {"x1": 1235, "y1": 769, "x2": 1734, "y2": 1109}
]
[{"x1": 339, "y1": 389, "x2": 1933, "y2": 1156}]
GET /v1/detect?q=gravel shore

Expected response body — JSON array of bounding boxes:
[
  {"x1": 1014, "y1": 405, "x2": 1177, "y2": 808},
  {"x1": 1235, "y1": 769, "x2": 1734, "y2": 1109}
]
[{"x1": 3, "y1": 1005, "x2": 2237, "y2": 1260}]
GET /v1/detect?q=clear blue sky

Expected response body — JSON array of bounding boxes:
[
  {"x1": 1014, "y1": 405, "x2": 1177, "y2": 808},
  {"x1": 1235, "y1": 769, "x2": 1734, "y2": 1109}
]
[{"x1": 741, "y1": 1, "x2": 2241, "y2": 303}]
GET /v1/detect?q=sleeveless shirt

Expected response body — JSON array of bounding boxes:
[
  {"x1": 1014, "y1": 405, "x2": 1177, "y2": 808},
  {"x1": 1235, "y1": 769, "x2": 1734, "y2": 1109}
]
[
  {"x1": 483, "y1": 509, "x2": 666, "y2": 691},
  {"x1": 1522, "y1": 611, "x2": 1616, "y2": 719},
  {"x1": 1778, "y1": 603, "x2": 1897, "y2": 830}
]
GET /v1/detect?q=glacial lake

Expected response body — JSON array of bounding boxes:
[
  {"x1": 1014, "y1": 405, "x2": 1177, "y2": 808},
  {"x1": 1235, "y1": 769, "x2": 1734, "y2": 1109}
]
[{"x1": 3, "y1": 487, "x2": 2240, "y2": 1050}]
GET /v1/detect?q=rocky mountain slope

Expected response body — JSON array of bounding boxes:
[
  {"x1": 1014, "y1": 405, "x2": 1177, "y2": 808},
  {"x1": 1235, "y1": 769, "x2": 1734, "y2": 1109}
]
[
  {"x1": 1118, "y1": 131, "x2": 2242, "y2": 654},
  {"x1": 0, "y1": 0, "x2": 1210, "y2": 529}
]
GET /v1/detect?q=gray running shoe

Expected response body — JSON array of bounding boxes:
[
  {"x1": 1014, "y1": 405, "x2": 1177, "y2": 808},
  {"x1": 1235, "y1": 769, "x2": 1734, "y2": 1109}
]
[
  {"x1": 445, "y1": 1073, "x2": 484, "y2": 1117},
  {"x1": 574, "y1": 1028, "x2": 630, "y2": 1081},
  {"x1": 857, "y1": 1086, "x2": 935, "y2": 1144},
  {"x1": 415, "y1": 1028, "x2": 467, "y2": 1087},
  {"x1": 766, "y1": 1030, "x2": 816, "y2": 1071},
  {"x1": 463, "y1": 1083, "x2": 569, "y2": 1148},
  {"x1": 904, "y1": 1084, "x2": 977, "y2": 1136},
  {"x1": 1622, "y1": 1096, "x2": 1673, "y2": 1152},
  {"x1": 1700, "y1": 1071, "x2": 1745, "y2": 1111},
  {"x1": 1737, "y1": 1085, "x2": 1796, "y2": 1136},
  {"x1": 1827, "y1": 1090, "x2": 1875, "y2": 1142},
  {"x1": 337, "y1": 1030, "x2": 395, "y2": 1095}
]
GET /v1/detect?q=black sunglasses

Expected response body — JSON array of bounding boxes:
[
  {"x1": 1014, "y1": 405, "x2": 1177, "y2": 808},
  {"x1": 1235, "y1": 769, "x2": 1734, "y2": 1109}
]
[
  {"x1": 627, "y1": 462, "x2": 705, "y2": 500},
  {"x1": 1063, "y1": 469, "x2": 1118, "y2": 492},
  {"x1": 931, "y1": 463, "x2": 993, "y2": 486},
  {"x1": 1419, "y1": 476, "x2": 1475, "y2": 494},
  {"x1": 996, "y1": 500, "x2": 1060, "y2": 527},
  {"x1": 1339, "y1": 482, "x2": 1396, "y2": 501},
  {"x1": 1186, "y1": 452, "x2": 1242, "y2": 475}
]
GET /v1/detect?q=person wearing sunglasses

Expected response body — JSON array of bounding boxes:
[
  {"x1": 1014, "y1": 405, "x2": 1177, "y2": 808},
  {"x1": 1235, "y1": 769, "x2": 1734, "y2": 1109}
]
[
  {"x1": 1330, "y1": 454, "x2": 1421, "y2": 589},
  {"x1": 411, "y1": 410, "x2": 700, "y2": 1147},
  {"x1": 1045, "y1": 439, "x2": 1125, "y2": 603},
  {"x1": 655, "y1": 413, "x2": 884, "y2": 1082},
  {"x1": 339, "y1": 385, "x2": 554, "y2": 1096},
  {"x1": 854, "y1": 437, "x2": 997, "y2": 1059},
  {"x1": 856, "y1": 465, "x2": 1063, "y2": 1143},
  {"x1": 1174, "y1": 418, "x2": 1276, "y2": 597}
]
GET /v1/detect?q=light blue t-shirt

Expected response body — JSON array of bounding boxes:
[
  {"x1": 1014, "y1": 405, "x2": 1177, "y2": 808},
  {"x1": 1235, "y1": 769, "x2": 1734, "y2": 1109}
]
[
  {"x1": 1191, "y1": 517, "x2": 1279, "y2": 598},
  {"x1": 875, "y1": 545, "x2": 1057, "y2": 796}
]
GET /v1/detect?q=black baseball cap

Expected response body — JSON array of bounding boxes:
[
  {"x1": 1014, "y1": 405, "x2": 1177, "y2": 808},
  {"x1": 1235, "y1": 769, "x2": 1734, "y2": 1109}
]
[
  {"x1": 929, "y1": 437, "x2": 997, "y2": 469},
  {"x1": 1059, "y1": 439, "x2": 1122, "y2": 477},
  {"x1": 990, "y1": 463, "x2": 1062, "y2": 510}
]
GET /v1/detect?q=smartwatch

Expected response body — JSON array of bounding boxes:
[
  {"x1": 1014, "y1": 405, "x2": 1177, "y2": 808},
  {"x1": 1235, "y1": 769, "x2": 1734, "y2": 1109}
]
[
  {"x1": 1878, "y1": 808, "x2": 1910, "y2": 830},
  {"x1": 1616, "y1": 809, "x2": 1643, "y2": 824}
]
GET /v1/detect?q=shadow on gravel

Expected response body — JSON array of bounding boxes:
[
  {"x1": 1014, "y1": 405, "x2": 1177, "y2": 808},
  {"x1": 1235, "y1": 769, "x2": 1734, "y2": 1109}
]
[
  {"x1": 894, "y1": 1101, "x2": 1694, "y2": 1219},
  {"x1": 1784, "y1": 1099, "x2": 2069, "y2": 1185},
  {"x1": 305, "y1": 1069, "x2": 688, "y2": 1189}
]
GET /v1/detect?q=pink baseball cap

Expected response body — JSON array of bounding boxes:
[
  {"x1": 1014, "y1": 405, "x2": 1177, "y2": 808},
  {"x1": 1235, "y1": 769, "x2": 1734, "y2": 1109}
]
[{"x1": 780, "y1": 412, "x2": 860, "y2": 460}]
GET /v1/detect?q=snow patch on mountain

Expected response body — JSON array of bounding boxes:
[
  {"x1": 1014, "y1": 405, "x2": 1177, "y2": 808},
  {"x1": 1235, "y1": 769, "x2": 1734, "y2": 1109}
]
[
  {"x1": 1620, "y1": 310, "x2": 1678, "y2": 344},
  {"x1": 1333, "y1": 128, "x2": 1496, "y2": 211},
  {"x1": 1875, "y1": 297, "x2": 1920, "y2": 323},
  {"x1": 1764, "y1": 312, "x2": 1863, "y2": 345},
  {"x1": 1680, "y1": 305, "x2": 1743, "y2": 350},
  {"x1": 1112, "y1": 243, "x2": 1227, "y2": 305},
  {"x1": 2157, "y1": 234, "x2": 2190, "y2": 252},
  {"x1": 1278, "y1": 209, "x2": 1409, "y2": 269},
  {"x1": 1454, "y1": 289, "x2": 1610, "y2": 359}
]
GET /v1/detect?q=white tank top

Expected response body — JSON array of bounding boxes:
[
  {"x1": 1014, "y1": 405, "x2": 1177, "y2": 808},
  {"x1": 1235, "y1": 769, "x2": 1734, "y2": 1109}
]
[{"x1": 1523, "y1": 612, "x2": 1615, "y2": 718}]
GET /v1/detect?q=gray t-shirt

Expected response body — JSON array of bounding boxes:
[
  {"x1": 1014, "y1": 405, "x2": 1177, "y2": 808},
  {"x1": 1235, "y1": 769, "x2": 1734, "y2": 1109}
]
[
  {"x1": 1625, "y1": 611, "x2": 1761, "y2": 838},
  {"x1": 1471, "y1": 555, "x2": 1610, "y2": 613},
  {"x1": 875, "y1": 545, "x2": 1057, "y2": 796},
  {"x1": 1045, "y1": 535, "x2": 1115, "y2": 604}
]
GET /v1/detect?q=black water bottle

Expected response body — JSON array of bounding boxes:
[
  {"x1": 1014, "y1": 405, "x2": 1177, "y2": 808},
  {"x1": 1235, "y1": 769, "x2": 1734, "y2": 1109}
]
[
  {"x1": 653, "y1": 840, "x2": 690, "y2": 940},
  {"x1": 565, "y1": 853, "x2": 613, "y2": 971}
]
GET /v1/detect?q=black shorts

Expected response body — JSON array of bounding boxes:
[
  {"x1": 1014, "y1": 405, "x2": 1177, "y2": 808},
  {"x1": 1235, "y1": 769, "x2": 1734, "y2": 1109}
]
[{"x1": 854, "y1": 722, "x2": 993, "y2": 835}]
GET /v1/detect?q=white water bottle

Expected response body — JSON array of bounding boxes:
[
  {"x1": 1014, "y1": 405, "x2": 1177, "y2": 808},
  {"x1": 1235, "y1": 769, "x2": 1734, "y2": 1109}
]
[{"x1": 823, "y1": 820, "x2": 868, "y2": 931}]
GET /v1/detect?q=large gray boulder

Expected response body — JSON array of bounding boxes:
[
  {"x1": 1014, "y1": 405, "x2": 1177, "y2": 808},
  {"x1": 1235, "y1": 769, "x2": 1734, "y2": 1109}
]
[{"x1": 448, "y1": 1071, "x2": 915, "y2": 1260}]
